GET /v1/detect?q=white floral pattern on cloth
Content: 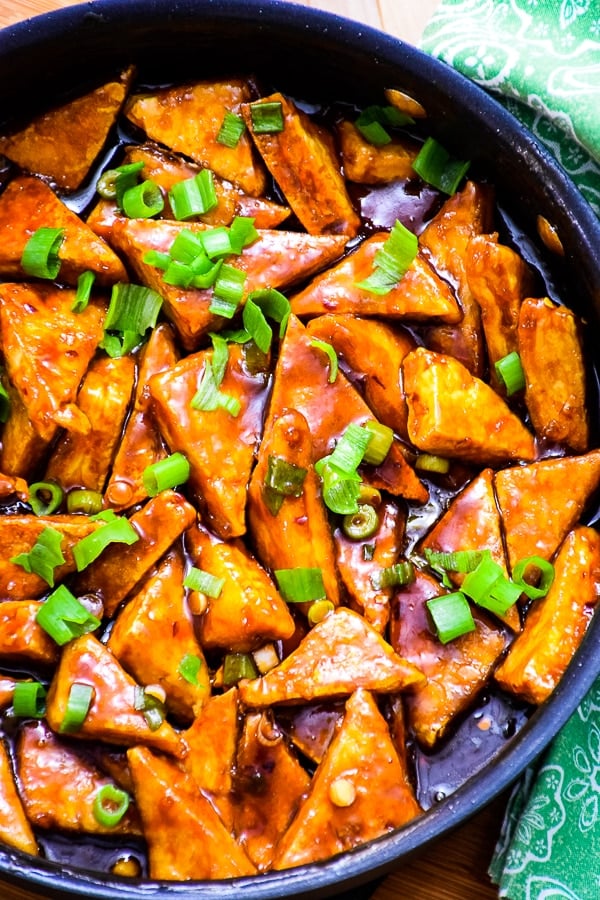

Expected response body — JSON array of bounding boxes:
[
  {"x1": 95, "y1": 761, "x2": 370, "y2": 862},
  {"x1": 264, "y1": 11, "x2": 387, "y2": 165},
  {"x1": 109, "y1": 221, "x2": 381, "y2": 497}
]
[{"x1": 420, "y1": 0, "x2": 600, "y2": 215}]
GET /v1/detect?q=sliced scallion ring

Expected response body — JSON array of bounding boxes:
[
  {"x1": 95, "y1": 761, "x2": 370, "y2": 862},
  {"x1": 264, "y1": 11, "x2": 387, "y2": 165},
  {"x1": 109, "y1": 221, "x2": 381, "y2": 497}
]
[
  {"x1": 121, "y1": 180, "x2": 165, "y2": 219},
  {"x1": 274, "y1": 567, "x2": 326, "y2": 604},
  {"x1": 426, "y1": 591, "x2": 476, "y2": 644},
  {"x1": 310, "y1": 338, "x2": 338, "y2": 383},
  {"x1": 342, "y1": 504, "x2": 379, "y2": 541},
  {"x1": 512, "y1": 555, "x2": 555, "y2": 600},
  {"x1": 21, "y1": 227, "x2": 65, "y2": 280},
  {"x1": 217, "y1": 111, "x2": 247, "y2": 148},
  {"x1": 28, "y1": 481, "x2": 63, "y2": 516},
  {"x1": 168, "y1": 170, "x2": 218, "y2": 220},
  {"x1": 412, "y1": 136, "x2": 470, "y2": 195},
  {"x1": 12, "y1": 681, "x2": 47, "y2": 718},
  {"x1": 183, "y1": 566, "x2": 225, "y2": 598},
  {"x1": 142, "y1": 452, "x2": 190, "y2": 497},
  {"x1": 35, "y1": 584, "x2": 101, "y2": 645},
  {"x1": 93, "y1": 784, "x2": 130, "y2": 828},
  {"x1": 59, "y1": 682, "x2": 94, "y2": 733},
  {"x1": 495, "y1": 351, "x2": 526, "y2": 396},
  {"x1": 72, "y1": 270, "x2": 96, "y2": 313}
]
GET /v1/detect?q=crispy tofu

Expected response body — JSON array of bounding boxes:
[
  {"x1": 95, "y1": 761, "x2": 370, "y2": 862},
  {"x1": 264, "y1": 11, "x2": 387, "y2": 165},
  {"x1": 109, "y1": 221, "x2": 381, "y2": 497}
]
[
  {"x1": 0, "y1": 377, "x2": 50, "y2": 477},
  {"x1": 420, "y1": 181, "x2": 494, "y2": 377},
  {"x1": 186, "y1": 523, "x2": 295, "y2": 652},
  {"x1": 272, "y1": 689, "x2": 422, "y2": 869},
  {"x1": 149, "y1": 344, "x2": 269, "y2": 539},
  {"x1": 0, "y1": 600, "x2": 60, "y2": 666},
  {"x1": 0, "y1": 175, "x2": 128, "y2": 285},
  {"x1": 403, "y1": 347, "x2": 536, "y2": 465},
  {"x1": 237, "y1": 607, "x2": 425, "y2": 706},
  {"x1": 495, "y1": 526, "x2": 600, "y2": 704},
  {"x1": 128, "y1": 745, "x2": 256, "y2": 879},
  {"x1": 265, "y1": 314, "x2": 428, "y2": 503},
  {"x1": 242, "y1": 92, "x2": 360, "y2": 237},
  {"x1": 45, "y1": 633, "x2": 186, "y2": 757},
  {"x1": 124, "y1": 79, "x2": 266, "y2": 196},
  {"x1": 494, "y1": 451, "x2": 600, "y2": 571},
  {"x1": 519, "y1": 296, "x2": 588, "y2": 452},
  {"x1": 0, "y1": 737, "x2": 38, "y2": 855},
  {"x1": 107, "y1": 550, "x2": 210, "y2": 722},
  {"x1": 247, "y1": 409, "x2": 341, "y2": 609},
  {"x1": 0, "y1": 282, "x2": 106, "y2": 441},
  {"x1": 0, "y1": 68, "x2": 134, "y2": 191},
  {"x1": 390, "y1": 570, "x2": 508, "y2": 747},
  {"x1": 292, "y1": 234, "x2": 461, "y2": 323},
  {"x1": 306, "y1": 314, "x2": 416, "y2": 441},
  {"x1": 44, "y1": 355, "x2": 135, "y2": 493},
  {"x1": 234, "y1": 711, "x2": 311, "y2": 871},
  {"x1": 104, "y1": 323, "x2": 178, "y2": 511},
  {"x1": 338, "y1": 119, "x2": 419, "y2": 184},
  {"x1": 17, "y1": 721, "x2": 141, "y2": 837},
  {"x1": 334, "y1": 498, "x2": 406, "y2": 633},
  {"x1": 109, "y1": 217, "x2": 347, "y2": 349},
  {"x1": 73, "y1": 490, "x2": 197, "y2": 616}
]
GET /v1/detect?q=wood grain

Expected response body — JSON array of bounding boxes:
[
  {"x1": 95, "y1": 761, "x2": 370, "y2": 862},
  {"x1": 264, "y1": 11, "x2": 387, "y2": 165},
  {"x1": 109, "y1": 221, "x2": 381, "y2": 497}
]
[{"x1": 0, "y1": 2, "x2": 502, "y2": 899}]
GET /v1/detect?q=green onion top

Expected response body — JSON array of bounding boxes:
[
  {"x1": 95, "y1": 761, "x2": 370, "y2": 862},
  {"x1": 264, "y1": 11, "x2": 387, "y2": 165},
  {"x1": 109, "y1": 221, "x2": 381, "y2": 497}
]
[
  {"x1": 100, "y1": 283, "x2": 163, "y2": 358},
  {"x1": 178, "y1": 653, "x2": 203, "y2": 685},
  {"x1": 142, "y1": 452, "x2": 190, "y2": 497},
  {"x1": 217, "y1": 111, "x2": 246, "y2": 148},
  {"x1": 495, "y1": 351, "x2": 526, "y2": 396},
  {"x1": 72, "y1": 270, "x2": 96, "y2": 313},
  {"x1": 60, "y1": 682, "x2": 94, "y2": 733},
  {"x1": 21, "y1": 227, "x2": 65, "y2": 280},
  {"x1": 72, "y1": 515, "x2": 139, "y2": 572},
  {"x1": 426, "y1": 591, "x2": 476, "y2": 644},
  {"x1": 168, "y1": 170, "x2": 218, "y2": 220},
  {"x1": 12, "y1": 681, "x2": 47, "y2": 719},
  {"x1": 183, "y1": 566, "x2": 225, "y2": 598},
  {"x1": 412, "y1": 136, "x2": 470, "y2": 195},
  {"x1": 10, "y1": 525, "x2": 65, "y2": 587},
  {"x1": 93, "y1": 784, "x2": 130, "y2": 828},
  {"x1": 249, "y1": 100, "x2": 284, "y2": 134},
  {"x1": 356, "y1": 219, "x2": 418, "y2": 295},
  {"x1": 35, "y1": 584, "x2": 101, "y2": 645},
  {"x1": 274, "y1": 567, "x2": 327, "y2": 603}
]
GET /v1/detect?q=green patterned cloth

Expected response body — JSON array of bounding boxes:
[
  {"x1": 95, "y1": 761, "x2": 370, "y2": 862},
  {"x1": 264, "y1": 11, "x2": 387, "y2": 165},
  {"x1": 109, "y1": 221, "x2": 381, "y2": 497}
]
[
  {"x1": 421, "y1": 3, "x2": 600, "y2": 898},
  {"x1": 421, "y1": 0, "x2": 600, "y2": 215}
]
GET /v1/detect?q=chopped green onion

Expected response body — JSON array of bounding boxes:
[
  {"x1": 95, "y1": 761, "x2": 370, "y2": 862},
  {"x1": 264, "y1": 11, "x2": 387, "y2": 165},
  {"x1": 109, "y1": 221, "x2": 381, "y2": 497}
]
[
  {"x1": 512, "y1": 555, "x2": 555, "y2": 600},
  {"x1": 317, "y1": 465, "x2": 362, "y2": 515},
  {"x1": 96, "y1": 168, "x2": 120, "y2": 200},
  {"x1": 370, "y1": 561, "x2": 416, "y2": 589},
  {"x1": 143, "y1": 249, "x2": 171, "y2": 270},
  {"x1": 142, "y1": 452, "x2": 190, "y2": 497},
  {"x1": 11, "y1": 525, "x2": 65, "y2": 587},
  {"x1": 356, "y1": 220, "x2": 418, "y2": 295},
  {"x1": 324, "y1": 423, "x2": 373, "y2": 476},
  {"x1": 263, "y1": 455, "x2": 307, "y2": 515},
  {"x1": 217, "y1": 110, "x2": 247, "y2": 148},
  {"x1": 169, "y1": 229, "x2": 206, "y2": 264},
  {"x1": 424, "y1": 548, "x2": 487, "y2": 575},
  {"x1": 355, "y1": 104, "x2": 414, "y2": 145},
  {"x1": 191, "y1": 337, "x2": 241, "y2": 417},
  {"x1": 168, "y1": 170, "x2": 218, "y2": 220},
  {"x1": 495, "y1": 351, "x2": 526, "y2": 396},
  {"x1": 100, "y1": 283, "x2": 163, "y2": 358},
  {"x1": 461, "y1": 554, "x2": 523, "y2": 616},
  {"x1": 229, "y1": 216, "x2": 259, "y2": 253},
  {"x1": 426, "y1": 591, "x2": 476, "y2": 643},
  {"x1": 223, "y1": 652, "x2": 258, "y2": 686},
  {"x1": 12, "y1": 681, "x2": 46, "y2": 718},
  {"x1": 21, "y1": 227, "x2": 64, "y2": 280},
  {"x1": 209, "y1": 264, "x2": 246, "y2": 318},
  {"x1": 113, "y1": 161, "x2": 145, "y2": 208},
  {"x1": 178, "y1": 653, "x2": 203, "y2": 685},
  {"x1": 412, "y1": 136, "x2": 470, "y2": 195},
  {"x1": 274, "y1": 567, "x2": 326, "y2": 603},
  {"x1": 361, "y1": 421, "x2": 393, "y2": 466},
  {"x1": 121, "y1": 180, "x2": 164, "y2": 219},
  {"x1": 93, "y1": 784, "x2": 130, "y2": 828},
  {"x1": 60, "y1": 682, "x2": 94, "y2": 733},
  {"x1": 133, "y1": 687, "x2": 165, "y2": 731},
  {"x1": 249, "y1": 100, "x2": 284, "y2": 134},
  {"x1": 243, "y1": 299, "x2": 272, "y2": 353},
  {"x1": 415, "y1": 453, "x2": 450, "y2": 474},
  {"x1": 183, "y1": 566, "x2": 225, "y2": 598},
  {"x1": 73, "y1": 515, "x2": 139, "y2": 571},
  {"x1": 247, "y1": 287, "x2": 291, "y2": 338},
  {"x1": 36, "y1": 584, "x2": 100, "y2": 645},
  {"x1": 72, "y1": 270, "x2": 96, "y2": 312},
  {"x1": 28, "y1": 481, "x2": 63, "y2": 516},
  {"x1": 343, "y1": 504, "x2": 379, "y2": 541},
  {"x1": 310, "y1": 338, "x2": 338, "y2": 383},
  {"x1": 66, "y1": 489, "x2": 104, "y2": 515},
  {"x1": 201, "y1": 226, "x2": 233, "y2": 259}
]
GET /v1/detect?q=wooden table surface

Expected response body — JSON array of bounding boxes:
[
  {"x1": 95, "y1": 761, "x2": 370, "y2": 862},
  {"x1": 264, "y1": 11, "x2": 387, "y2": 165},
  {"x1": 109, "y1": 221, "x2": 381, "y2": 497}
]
[{"x1": 0, "y1": 1, "x2": 505, "y2": 899}]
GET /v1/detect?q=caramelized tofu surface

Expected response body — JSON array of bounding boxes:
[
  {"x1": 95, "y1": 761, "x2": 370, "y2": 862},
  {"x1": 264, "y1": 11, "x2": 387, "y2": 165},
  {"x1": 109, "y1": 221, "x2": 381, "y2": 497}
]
[
  {"x1": 0, "y1": 738, "x2": 38, "y2": 855},
  {"x1": 0, "y1": 600, "x2": 60, "y2": 665},
  {"x1": 338, "y1": 119, "x2": 419, "y2": 183}
]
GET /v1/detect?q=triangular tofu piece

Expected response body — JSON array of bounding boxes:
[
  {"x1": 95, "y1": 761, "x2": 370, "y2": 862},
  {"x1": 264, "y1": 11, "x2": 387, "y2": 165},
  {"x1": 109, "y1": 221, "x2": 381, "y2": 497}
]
[
  {"x1": 247, "y1": 408, "x2": 341, "y2": 608},
  {"x1": 0, "y1": 600, "x2": 60, "y2": 666},
  {"x1": 242, "y1": 92, "x2": 360, "y2": 237},
  {"x1": 0, "y1": 175, "x2": 128, "y2": 285},
  {"x1": 44, "y1": 354, "x2": 135, "y2": 493},
  {"x1": 107, "y1": 550, "x2": 210, "y2": 722},
  {"x1": 0, "y1": 376, "x2": 50, "y2": 478},
  {"x1": 124, "y1": 79, "x2": 266, "y2": 196},
  {"x1": 149, "y1": 343, "x2": 270, "y2": 538},
  {"x1": 109, "y1": 217, "x2": 347, "y2": 349},
  {"x1": 0, "y1": 68, "x2": 134, "y2": 191},
  {"x1": 73, "y1": 490, "x2": 197, "y2": 616},
  {"x1": 185, "y1": 522, "x2": 295, "y2": 651},
  {"x1": 104, "y1": 322, "x2": 178, "y2": 512},
  {"x1": 306, "y1": 313, "x2": 416, "y2": 441},
  {"x1": 420, "y1": 181, "x2": 494, "y2": 377},
  {"x1": 238, "y1": 607, "x2": 425, "y2": 707},
  {"x1": 0, "y1": 514, "x2": 101, "y2": 601},
  {"x1": 128, "y1": 745, "x2": 256, "y2": 879},
  {"x1": 272, "y1": 689, "x2": 422, "y2": 869},
  {"x1": 292, "y1": 236, "x2": 460, "y2": 323},
  {"x1": 265, "y1": 314, "x2": 428, "y2": 503},
  {"x1": 418, "y1": 468, "x2": 519, "y2": 630},
  {"x1": 390, "y1": 570, "x2": 508, "y2": 747},
  {"x1": 0, "y1": 737, "x2": 38, "y2": 855},
  {"x1": 494, "y1": 450, "x2": 600, "y2": 571},
  {"x1": 495, "y1": 526, "x2": 600, "y2": 704},
  {"x1": 334, "y1": 498, "x2": 406, "y2": 633},
  {"x1": 403, "y1": 347, "x2": 536, "y2": 465},
  {"x1": 45, "y1": 633, "x2": 186, "y2": 757},
  {"x1": 0, "y1": 282, "x2": 106, "y2": 441},
  {"x1": 234, "y1": 711, "x2": 311, "y2": 871},
  {"x1": 17, "y1": 720, "x2": 141, "y2": 837}
]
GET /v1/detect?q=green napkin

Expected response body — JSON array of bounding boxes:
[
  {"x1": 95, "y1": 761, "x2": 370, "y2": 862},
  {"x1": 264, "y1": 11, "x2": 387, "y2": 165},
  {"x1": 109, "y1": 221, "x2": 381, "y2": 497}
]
[
  {"x1": 421, "y1": 3, "x2": 600, "y2": 897},
  {"x1": 420, "y1": 0, "x2": 600, "y2": 217}
]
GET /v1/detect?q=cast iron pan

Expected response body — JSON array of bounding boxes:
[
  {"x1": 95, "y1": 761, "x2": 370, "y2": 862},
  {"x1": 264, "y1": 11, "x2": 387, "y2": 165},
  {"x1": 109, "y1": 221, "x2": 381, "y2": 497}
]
[{"x1": 0, "y1": 2, "x2": 599, "y2": 898}]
